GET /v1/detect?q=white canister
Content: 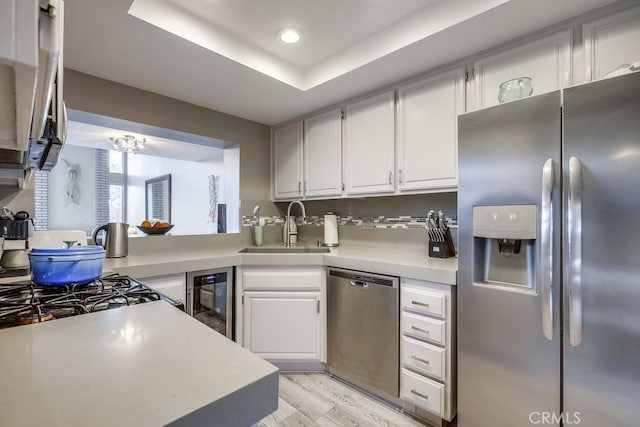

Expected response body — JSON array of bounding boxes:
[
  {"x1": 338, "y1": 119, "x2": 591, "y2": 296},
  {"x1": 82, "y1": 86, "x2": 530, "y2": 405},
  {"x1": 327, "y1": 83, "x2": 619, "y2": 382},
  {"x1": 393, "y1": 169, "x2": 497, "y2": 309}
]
[{"x1": 323, "y1": 212, "x2": 339, "y2": 247}]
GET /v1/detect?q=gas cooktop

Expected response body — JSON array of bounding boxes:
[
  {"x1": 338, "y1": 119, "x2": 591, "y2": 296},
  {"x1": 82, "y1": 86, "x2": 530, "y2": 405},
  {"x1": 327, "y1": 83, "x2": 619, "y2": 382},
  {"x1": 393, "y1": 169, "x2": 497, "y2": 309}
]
[{"x1": 0, "y1": 274, "x2": 184, "y2": 329}]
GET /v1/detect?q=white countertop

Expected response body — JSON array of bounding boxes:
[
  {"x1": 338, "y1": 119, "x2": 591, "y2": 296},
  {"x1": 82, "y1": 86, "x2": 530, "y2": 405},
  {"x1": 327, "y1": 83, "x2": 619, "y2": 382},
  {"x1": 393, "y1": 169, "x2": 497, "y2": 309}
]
[
  {"x1": 104, "y1": 243, "x2": 458, "y2": 285},
  {"x1": 0, "y1": 301, "x2": 279, "y2": 427}
]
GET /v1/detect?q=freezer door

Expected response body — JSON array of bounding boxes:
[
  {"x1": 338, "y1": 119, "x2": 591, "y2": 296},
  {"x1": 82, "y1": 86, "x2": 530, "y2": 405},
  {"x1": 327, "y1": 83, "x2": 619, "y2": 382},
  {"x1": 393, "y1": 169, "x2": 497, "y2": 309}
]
[
  {"x1": 457, "y1": 91, "x2": 562, "y2": 426},
  {"x1": 562, "y1": 71, "x2": 640, "y2": 426}
]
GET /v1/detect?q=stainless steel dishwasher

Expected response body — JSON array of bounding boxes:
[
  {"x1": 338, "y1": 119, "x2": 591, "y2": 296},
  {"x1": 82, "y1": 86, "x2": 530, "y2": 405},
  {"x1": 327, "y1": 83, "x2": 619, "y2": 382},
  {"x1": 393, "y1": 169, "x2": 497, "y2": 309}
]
[{"x1": 327, "y1": 267, "x2": 399, "y2": 400}]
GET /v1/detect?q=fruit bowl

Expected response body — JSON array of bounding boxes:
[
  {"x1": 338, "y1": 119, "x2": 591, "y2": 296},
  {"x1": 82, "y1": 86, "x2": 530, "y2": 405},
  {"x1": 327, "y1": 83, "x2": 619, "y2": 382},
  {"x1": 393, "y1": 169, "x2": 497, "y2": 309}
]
[{"x1": 136, "y1": 225, "x2": 174, "y2": 235}]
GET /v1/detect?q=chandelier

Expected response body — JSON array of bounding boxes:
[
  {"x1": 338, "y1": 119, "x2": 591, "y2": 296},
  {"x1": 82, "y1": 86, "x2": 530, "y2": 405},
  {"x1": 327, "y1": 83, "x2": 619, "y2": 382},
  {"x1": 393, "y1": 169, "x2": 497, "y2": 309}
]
[{"x1": 110, "y1": 135, "x2": 147, "y2": 154}]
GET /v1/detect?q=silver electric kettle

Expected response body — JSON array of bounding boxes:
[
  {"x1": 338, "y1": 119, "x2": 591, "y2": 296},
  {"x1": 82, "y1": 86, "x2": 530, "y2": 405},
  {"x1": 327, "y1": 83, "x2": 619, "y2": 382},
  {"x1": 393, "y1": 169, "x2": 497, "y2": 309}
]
[{"x1": 92, "y1": 222, "x2": 128, "y2": 258}]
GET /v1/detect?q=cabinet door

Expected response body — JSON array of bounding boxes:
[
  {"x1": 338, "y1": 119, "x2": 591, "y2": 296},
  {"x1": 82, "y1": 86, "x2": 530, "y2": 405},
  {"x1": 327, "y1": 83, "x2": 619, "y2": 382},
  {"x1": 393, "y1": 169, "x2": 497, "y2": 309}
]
[
  {"x1": 344, "y1": 91, "x2": 395, "y2": 195},
  {"x1": 473, "y1": 30, "x2": 572, "y2": 110},
  {"x1": 396, "y1": 69, "x2": 464, "y2": 192},
  {"x1": 243, "y1": 291, "x2": 322, "y2": 361},
  {"x1": 304, "y1": 109, "x2": 343, "y2": 198},
  {"x1": 273, "y1": 122, "x2": 303, "y2": 200},
  {"x1": 583, "y1": 6, "x2": 640, "y2": 81}
]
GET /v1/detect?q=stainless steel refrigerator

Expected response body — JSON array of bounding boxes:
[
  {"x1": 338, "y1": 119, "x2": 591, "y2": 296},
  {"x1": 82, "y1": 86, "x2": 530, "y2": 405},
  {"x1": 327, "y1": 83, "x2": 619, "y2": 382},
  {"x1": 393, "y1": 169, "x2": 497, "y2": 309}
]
[{"x1": 457, "y1": 71, "x2": 640, "y2": 426}]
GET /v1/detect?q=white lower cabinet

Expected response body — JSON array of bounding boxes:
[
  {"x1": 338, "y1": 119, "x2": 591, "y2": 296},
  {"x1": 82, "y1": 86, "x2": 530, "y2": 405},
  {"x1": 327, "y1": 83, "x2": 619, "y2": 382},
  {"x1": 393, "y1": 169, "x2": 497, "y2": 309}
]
[
  {"x1": 400, "y1": 278, "x2": 456, "y2": 422},
  {"x1": 401, "y1": 310, "x2": 446, "y2": 346},
  {"x1": 138, "y1": 273, "x2": 186, "y2": 303},
  {"x1": 237, "y1": 266, "x2": 326, "y2": 365},
  {"x1": 401, "y1": 368, "x2": 445, "y2": 416},
  {"x1": 243, "y1": 291, "x2": 322, "y2": 360},
  {"x1": 401, "y1": 336, "x2": 446, "y2": 381}
]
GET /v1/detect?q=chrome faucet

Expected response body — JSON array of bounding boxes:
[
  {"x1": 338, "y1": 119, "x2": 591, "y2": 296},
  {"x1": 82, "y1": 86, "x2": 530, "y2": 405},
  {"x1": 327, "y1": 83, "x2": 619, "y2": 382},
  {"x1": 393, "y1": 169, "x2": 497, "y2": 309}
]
[{"x1": 285, "y1": 200, "x2": 306, "y2": 247}]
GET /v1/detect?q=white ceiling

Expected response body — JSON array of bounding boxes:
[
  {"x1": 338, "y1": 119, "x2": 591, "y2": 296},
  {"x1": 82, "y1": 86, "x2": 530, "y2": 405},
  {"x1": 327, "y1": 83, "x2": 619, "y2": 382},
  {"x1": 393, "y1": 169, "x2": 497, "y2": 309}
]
[
  {"x1": 67, "y1": 121, "x2": 225, "y2": 163},
  {"x1": 63, "y1": 0, "x2": 621, "y2": 125}
]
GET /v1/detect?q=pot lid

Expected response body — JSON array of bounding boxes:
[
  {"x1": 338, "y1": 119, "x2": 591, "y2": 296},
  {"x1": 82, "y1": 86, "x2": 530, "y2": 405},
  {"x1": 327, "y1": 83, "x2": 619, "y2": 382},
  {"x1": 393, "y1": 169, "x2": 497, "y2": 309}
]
[{"x1": 30, "y1": 245, "x2": 106, "y2": 256}]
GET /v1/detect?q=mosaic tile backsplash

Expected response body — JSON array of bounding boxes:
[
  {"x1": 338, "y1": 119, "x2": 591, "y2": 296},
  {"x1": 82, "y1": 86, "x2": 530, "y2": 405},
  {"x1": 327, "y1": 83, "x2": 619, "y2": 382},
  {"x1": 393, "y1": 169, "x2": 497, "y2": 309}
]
[{"x1": 242, "y1": 215, "x2": 458, "y2": 229}]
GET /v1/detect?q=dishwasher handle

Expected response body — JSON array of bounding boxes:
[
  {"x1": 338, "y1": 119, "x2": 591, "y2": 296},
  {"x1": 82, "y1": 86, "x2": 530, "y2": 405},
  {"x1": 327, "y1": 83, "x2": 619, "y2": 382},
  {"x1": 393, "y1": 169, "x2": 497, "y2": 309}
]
[
  {"x1": 349, "y1": 280, "x2": 369, "y2": 288},
  {"x1": 328, "y1": 268, "x2": 399, "y2": 288}
]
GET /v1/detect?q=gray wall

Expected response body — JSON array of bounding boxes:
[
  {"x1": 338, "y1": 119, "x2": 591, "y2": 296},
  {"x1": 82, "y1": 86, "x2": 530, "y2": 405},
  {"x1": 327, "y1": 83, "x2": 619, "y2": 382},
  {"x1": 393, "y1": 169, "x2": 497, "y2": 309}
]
[
  {"x1": 47, "y1": 144, "x2": 96, "y2": 233},
  {"x1": 5, "y1": 69, "x2": 457, "y2": 253},
  {"x1": 1, "y1": 69, "x2": 273, "y2": 247},
  {"x1": 64, "y1": 69, "x2": 272, "y2": 202}
]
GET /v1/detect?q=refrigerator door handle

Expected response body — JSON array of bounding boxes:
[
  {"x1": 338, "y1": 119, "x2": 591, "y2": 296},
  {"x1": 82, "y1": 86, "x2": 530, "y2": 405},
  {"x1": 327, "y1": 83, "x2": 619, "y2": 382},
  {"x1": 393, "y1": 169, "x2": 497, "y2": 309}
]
[
  {"x1": 540, "y1": 158, "x2": 554, "y2": 340},
  {"x1": 569, "y1": 156, "x2": 583, "y2": 347}
]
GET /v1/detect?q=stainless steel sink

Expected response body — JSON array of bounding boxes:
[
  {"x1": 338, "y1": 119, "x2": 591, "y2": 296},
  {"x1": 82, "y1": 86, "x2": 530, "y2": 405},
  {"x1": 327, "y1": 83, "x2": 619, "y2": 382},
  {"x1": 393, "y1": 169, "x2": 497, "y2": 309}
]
[{"x1": 239, "y1": 247, "x2": 330, "y2": 254}]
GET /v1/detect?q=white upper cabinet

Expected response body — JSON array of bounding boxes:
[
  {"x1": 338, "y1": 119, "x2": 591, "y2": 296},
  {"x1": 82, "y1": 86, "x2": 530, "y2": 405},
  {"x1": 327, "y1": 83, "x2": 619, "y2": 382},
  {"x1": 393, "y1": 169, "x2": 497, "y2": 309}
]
[
  {"x1": 273, "y1": 122, "x2": 303, "y2": 200},
  {"x1": 582, "y1": 6, "x2": 640, "y2": 81},
  {"x1": 472, "y1": 30, "x2": 572, "y2": 110},
  {"x1": 303, "y1": 109, "x2": 343, "y2": 198},
  {"x1": 344, "y1": 91, "x2": 395, "y2": 196},
  {"x1": 396, "y1": 69, "x2": 465, "y2": 192}
]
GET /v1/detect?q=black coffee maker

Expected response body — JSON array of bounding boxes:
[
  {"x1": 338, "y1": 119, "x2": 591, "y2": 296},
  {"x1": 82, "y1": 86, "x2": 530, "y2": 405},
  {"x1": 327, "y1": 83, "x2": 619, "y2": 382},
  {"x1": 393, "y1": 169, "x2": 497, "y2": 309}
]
[{"x1": 0, "y1": 210, "x2": 33, "y2": 278}]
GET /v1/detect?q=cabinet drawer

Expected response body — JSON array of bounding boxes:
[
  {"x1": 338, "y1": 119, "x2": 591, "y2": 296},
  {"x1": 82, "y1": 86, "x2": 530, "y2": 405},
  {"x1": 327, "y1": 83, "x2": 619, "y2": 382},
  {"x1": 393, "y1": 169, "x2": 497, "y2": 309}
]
[
  {"x1": 401, "y1": 368, "x2": 445, "y2": 417},
  {"x1": 401, "y1": 286, "x2": 446, "y2": 318},
  {"x1": 401, "y1": 311, "x2": 446, "y2": 346},
  {"x1": 401, "y1": 336, "x2": 446, "y2": 381},
  {"x1": 140, "y1": 274, "x2": 186, "y2": 303},
  {"x1": 242, "y1": 268, "x2": 323, "y2": 290}
]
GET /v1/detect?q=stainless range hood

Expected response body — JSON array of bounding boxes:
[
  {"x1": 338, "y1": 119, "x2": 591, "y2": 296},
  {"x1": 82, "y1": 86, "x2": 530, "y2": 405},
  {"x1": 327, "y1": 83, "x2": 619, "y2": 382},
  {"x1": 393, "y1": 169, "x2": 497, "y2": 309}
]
[{"x1": 0, "y1": 0, "x2": 66, "y2": 188}]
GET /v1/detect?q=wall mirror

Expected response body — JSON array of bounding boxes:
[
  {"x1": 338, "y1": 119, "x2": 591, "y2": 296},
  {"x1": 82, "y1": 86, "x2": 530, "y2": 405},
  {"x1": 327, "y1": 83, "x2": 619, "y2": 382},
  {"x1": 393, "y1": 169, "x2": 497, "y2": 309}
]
[
  {"x1": 34, "y1": 109, "x2": 240, "y2": 237},
  {"x1": 145, "y1": 174, "x2": 171, "y2": 223}
]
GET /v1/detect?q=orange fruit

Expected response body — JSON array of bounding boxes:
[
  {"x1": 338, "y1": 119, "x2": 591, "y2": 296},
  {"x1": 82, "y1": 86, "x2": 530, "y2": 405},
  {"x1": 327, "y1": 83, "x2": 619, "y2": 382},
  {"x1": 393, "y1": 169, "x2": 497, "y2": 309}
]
[
  {"x1": 141, "y1": 220, "x2": 152, "y2": 228},
  {"x1": 153, "y1": 221, "x2": 163, "y2": 228}
]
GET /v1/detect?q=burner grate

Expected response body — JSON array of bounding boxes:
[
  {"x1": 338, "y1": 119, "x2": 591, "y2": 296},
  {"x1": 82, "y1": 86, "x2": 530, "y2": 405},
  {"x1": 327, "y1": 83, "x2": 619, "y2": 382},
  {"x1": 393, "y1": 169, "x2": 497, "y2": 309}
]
[{"x1": 0, "y1": 274, "x2": 181, "y2": 328}]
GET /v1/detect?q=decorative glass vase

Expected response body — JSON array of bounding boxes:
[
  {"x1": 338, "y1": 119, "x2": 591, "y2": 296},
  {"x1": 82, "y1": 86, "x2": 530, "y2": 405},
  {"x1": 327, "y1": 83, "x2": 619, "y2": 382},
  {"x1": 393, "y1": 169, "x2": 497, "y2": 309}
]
[{"x1": 498, "y1": 77, "x2": 533, "y2": 103}]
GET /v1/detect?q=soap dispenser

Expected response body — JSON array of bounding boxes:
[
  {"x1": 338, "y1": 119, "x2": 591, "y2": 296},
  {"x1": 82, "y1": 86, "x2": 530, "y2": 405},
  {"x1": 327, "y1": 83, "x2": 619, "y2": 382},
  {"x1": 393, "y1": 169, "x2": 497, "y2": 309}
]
[{"x1": 252, "y1": 205, "x2": 263, "y2": 246}]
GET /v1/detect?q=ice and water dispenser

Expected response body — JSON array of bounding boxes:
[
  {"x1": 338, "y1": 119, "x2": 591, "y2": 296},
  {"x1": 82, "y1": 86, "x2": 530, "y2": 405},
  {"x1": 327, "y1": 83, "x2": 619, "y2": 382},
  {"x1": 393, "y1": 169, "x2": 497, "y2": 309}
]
[{"x1": 472, "y1": 205, "x2": 537, "y2": 293}]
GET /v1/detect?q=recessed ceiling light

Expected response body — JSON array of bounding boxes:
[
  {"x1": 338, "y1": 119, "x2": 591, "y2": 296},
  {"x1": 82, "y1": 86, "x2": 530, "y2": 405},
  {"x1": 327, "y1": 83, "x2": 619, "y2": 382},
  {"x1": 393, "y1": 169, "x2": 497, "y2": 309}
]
[{"x1": 278, "y1": 28, "x2": 301, "y2": 44}]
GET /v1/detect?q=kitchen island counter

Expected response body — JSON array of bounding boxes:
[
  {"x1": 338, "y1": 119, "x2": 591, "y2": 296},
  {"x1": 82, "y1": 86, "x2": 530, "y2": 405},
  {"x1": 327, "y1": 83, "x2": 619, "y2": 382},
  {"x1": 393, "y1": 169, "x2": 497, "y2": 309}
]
[{"x1": 0, "y1": 301, "x2": 278, "y2": 427}]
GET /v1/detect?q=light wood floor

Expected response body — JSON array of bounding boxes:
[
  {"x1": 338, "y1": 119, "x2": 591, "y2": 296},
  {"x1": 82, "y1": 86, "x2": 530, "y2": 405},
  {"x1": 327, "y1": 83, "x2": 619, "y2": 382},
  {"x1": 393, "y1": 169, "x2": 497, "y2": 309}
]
[{"x1": 259, "y1": 372, "x2": 428, "y2": 427}]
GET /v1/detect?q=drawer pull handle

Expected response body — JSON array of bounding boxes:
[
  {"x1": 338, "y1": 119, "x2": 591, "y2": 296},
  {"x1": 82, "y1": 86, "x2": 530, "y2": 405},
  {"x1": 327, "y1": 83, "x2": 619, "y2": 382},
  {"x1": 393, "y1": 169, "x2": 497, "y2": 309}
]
[
  {"x1": 411, "y1": 355, "x2": 430, "y2": 365},
  {"x1": 411, "y1": 326, "x2": 430, "y2": 334},
  {"x1": 411, "y1": 389, "x2": 429, "y2": 400},
  {"x1": 411, "y1": 300, "x2": 430, "y2": 308}
]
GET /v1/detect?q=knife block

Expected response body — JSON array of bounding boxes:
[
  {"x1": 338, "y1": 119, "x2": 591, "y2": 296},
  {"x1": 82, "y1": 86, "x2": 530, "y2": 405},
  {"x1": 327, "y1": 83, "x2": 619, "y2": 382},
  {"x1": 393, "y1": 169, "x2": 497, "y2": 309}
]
[{"x1": 428, "y1": 228, "x2": 456, "y2": 258}]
